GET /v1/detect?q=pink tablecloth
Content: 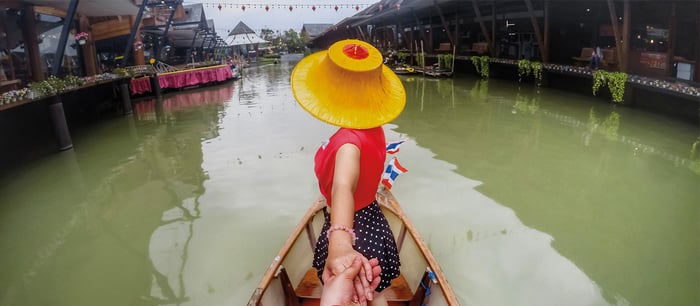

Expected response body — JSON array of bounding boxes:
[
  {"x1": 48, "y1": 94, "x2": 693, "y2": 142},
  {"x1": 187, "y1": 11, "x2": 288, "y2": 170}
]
[
  {"x1": 159, "y1": 65, "x2": 233, "y2": 89},
  {"x1": 130, "y1": 65, "x2": 233, "y2": 95},
  {"x1": 130, "y1": 77, "x2": 151, "y2": 95}
]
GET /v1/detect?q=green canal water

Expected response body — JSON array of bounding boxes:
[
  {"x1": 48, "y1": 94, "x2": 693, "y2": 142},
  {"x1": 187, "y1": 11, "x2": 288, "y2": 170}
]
[{"x1": 0, "y1": 56, "x2": 698, "y2": 306}]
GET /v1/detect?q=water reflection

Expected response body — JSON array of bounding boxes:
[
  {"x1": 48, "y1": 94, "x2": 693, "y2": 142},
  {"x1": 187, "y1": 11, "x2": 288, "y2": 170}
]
[
  {"x1": 0, "y1": 82, "x2": 231, "y2": 305},
  {"x1": 393, "y1": 75, "x2": 699, "y2": 306}
]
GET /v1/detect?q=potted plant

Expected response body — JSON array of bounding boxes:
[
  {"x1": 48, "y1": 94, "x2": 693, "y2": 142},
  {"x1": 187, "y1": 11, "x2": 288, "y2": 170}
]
[{"x1": 74, "y1": 32, "x2": 89, "y2": 45}]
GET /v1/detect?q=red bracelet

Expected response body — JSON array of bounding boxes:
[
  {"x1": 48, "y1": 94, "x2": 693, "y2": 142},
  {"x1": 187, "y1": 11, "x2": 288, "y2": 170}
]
[{"x1": 327, "y1": 225, "x2": 356, "y2": 245}]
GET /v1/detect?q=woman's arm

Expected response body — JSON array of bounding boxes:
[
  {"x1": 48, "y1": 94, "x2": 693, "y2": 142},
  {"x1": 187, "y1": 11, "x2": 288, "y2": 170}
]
[{"x1": 325, "y1": 143, "x2": 375, "y2": 304}]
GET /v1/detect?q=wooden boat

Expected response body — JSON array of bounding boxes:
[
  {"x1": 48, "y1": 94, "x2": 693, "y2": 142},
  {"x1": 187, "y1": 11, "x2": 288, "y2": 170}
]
[{"x1": 248, "y1": 189, "x2": 458, "y2": 306}]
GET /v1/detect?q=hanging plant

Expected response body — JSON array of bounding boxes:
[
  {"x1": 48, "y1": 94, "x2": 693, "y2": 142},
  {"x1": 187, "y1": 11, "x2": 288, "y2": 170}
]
[
  {"x1": 517, "y1": 59, "x2": 543, "y2": 86},
  {"x1": 592, "y1": 70, "x2": 627, "y2": 103},
  {"x1": 475, "y1": 56, "x2": 490, "y2": 78},
  {"x1": 415, "y1": 52, "x2": 425, "y2": 67},
  {"x1": 517, "y1": 59, "x2": 532, "y2": 82},
  {"x1": 531, "y1": 61, "x2": 543, "y2": 87},
  {"x1": 607, "y1": 72, "x2": 627, "y2": 103},
  {"x1": 592, "y1": 70, "x2": 605, "y2": 96},
  {"x1": 396, "y1": 52, "x2": 408, "y2": 63},
  {"x1": 437, "y1": 54, "x2": 453, "y2": 70}
]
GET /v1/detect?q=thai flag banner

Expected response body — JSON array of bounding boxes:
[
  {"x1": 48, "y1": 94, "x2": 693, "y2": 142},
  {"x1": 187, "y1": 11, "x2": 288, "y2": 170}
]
[
  {"x1": 386, "y1": 140, "x2": 405, "y2": 154},
  {"x1": 381, "y1": 157, "x2": 408, "y2": 189}
]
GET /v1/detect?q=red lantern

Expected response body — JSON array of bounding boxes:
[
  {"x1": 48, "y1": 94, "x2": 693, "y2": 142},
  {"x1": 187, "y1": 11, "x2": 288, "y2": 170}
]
[
  {"x1": 265, "y1": 5, "x2": 269, "y2": 11},
  {"x1": 311, "y1": 5, "x2": 316, "y2": 11},
  {"x1": 218, "y1": 4, "x2": 222, "y2": 10},
  {"x1": 355, "y1": 5, "x2": 360, "y2": 11},
  {"x1": 379, "y1": 4, "x2": 383, "y2": 11},
  {"x1": 289, "y1": 5, "x2": 293, "y2": 11},
  {"x1": 241, "y1": 5, "x2": 245, "y2": 11},
  {"x1": 334, "y1": 5, "x2": 339, "y2": 11}
]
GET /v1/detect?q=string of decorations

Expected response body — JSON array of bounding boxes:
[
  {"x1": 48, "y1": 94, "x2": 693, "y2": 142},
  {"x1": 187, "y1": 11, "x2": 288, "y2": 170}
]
[{"x1": 195, "y1": 2, "x2": 400, "y2": 12}]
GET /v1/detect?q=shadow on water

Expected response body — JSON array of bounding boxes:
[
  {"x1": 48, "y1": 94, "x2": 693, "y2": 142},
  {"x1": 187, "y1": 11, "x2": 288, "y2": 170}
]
[
  {"x1": 0, "y1": 82, "x2": 234, "y2": 306},
  {"x1": 394, "y1": 75, "x2": 699, "y2": 306}
]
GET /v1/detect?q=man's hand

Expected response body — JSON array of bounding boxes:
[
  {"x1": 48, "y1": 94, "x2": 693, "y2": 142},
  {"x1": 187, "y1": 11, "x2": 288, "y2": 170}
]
[{"x1": 321, "y1": 256, "x2": 381, "y2": 306}]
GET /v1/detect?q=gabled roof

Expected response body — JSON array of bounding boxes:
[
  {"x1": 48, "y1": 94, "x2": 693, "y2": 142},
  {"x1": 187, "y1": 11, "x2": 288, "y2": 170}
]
[
  {"x1": 302, "y1": 24, "x2": 333, "y2": 37},
  {"x1": 177, "y1": 3, "x2": 206, "y2": 28},
  {"x1": 229, "y1": 21, "x2": 255, "y2": 36}
]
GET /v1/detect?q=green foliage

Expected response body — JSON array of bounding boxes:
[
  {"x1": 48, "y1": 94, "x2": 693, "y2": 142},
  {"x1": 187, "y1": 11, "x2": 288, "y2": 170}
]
[
  {"x1": 600, "y1": 111, "x2": 620, "y2": 140},
  {"x1": 517, "y1": 59, "x2": 531, "y2": 82},
  {"x1": 517, "y1": 59, "x2": 543, "y2": 86},
  {"x1": 592, "y1": 70, "x2": 628, "y2": 103},
  {"x1": 514, "y1": 90, "x2": 541, "y2": 114},
  {"x1": 587, "y1": 108, "x2": 621, "y2": 140},
  {"x1": 470, "y1": 79, "x2": 489, "y2": 99},
  {"x1": 471, "y1": 56, "x2": 489, "y2": 79},
  {"x1": 416, "y1": 52, "x2": 425, "y2": 67},
  {"x1": 437, "y1": 54, "x2": 453, "y2": 70},
  {"x1": 397, "y1": 52, "x2": 408, "y2": 63},
  {"x1": 112, "y1": 68, "x2": 134, "y2": 78},
  {"x1": 63, "y1": 75, "x2": 85, "y2": 89}
]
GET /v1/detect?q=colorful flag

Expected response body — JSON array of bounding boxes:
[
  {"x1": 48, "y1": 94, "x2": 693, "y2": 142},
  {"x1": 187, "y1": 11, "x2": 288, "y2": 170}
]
[
  {"x1": 381, "y1": 157, "x2": 407, "y2": 189},
  {"x1": 386, "y1": 140, "x2": 405, "y2": 154}
]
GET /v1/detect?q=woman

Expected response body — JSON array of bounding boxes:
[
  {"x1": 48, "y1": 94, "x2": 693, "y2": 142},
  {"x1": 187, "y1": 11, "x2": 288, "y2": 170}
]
[{"x1": 290, "y1": 39, "x2": 406, "y2": 306}]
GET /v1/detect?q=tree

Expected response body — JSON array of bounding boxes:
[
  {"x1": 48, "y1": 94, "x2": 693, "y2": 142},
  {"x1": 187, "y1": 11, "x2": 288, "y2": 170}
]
[{"x1": 281, "y1": 29, "x2": 307, "y2": 53}]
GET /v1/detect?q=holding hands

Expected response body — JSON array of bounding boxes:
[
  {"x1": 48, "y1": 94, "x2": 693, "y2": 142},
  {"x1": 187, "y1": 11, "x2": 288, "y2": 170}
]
[{"x1": 321, "y1": 253, "x2": 381, "y2": 306}]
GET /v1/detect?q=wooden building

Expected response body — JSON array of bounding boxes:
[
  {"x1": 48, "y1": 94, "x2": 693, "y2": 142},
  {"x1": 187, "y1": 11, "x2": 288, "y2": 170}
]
[{"x1": 311, "y1": 0, "x2": 700, "y2": 82}]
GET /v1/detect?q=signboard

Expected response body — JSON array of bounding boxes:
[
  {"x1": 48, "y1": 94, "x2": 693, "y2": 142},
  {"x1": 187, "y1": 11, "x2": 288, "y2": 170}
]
[{"x1": 640, "y1": 51, "x2": 667, "y2": 70}]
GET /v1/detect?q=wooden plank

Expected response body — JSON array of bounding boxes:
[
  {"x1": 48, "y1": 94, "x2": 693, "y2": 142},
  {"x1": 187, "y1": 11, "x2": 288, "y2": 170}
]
[
  {"x1": 278, "y1": 267, "x2": 300, "y2": 306},
  {"x1": 34, "y1": 5, "x2": 67, "y2": 17},
  {"x1": 91, "y1": 18, "x2": 132, "y2": 41}
]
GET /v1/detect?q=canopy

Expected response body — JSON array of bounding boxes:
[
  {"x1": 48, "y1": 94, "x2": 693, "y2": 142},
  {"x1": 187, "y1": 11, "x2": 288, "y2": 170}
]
[
  {"x1": 224, "y1": 33, "x2": 267, "y2": 46},
  {"x1": 224, "y1": 21, "x2": 267, "y2": 46}
]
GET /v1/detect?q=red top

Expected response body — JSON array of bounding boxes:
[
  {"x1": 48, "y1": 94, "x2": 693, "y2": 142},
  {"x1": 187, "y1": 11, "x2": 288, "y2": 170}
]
[{"x1": 314, "y1": 127, "x2": 386, "y2": 211}]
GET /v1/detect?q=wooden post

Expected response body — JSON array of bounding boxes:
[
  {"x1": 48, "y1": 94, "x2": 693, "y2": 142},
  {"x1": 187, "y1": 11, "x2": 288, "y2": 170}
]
[
  {"x1": 622, "y1": 0, "x2": 630, "y2": 72},
  {"x1": 22, "y1": 4, "x2": 44, "y2": 82},
  {"x1": 606, "y1": 0, "x2": 624, "y2": 71},
  {"x1": 119, "y1": 81, "x2": 132, "y2": 115},
  {"x1": 696, "y1": 2, "x2": 700, "y2": 81},
  {"x1": 491, "y1": 1, "x2": 496, "y2": 55},
  {"x1": 667, "y1": 2, "x2": 677, "y2": 77},
  {"x1": 433, "y1": 0, "x2": 455, "y2": 46},
  {"x1": 48, "y1": 96, "x2": 73, "y2": 151},
  {"x1": 79, "y1": 16, "x2": 98, "y2": 75},
  {"x1": 412, "y1": 13, "x2": 428, "y2": 47},
  {"x1": 543, "y1": 0, "x2": 550, "y2": 63},
  {"x1": 524, "y1": 0, "x2": 547, "y2": 62},
  {"x1": 472, "y1": 0, "x2": 492, "y2": 54}
]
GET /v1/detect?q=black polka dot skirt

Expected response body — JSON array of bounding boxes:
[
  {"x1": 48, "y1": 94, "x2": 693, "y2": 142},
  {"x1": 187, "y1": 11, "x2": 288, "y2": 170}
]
[{"x1": 312, "y1": 201, "x2": 401, "y2": 292}]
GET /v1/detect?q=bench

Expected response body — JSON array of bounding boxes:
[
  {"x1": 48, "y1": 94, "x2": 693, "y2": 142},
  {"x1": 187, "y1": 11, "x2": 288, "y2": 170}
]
[
  {"x1": 467, "y1": 42, "x2": 489, "y2": 55},
  {"x1": 435, "y1": 42, "x2": 452, "y2": 53},
  {"x1": 601, "y1": 48, "x2": 617, "y2": 69},
  {"x1": 572, "y1": 48, "x2": 593, "y2": 66},
  {"x1": 0, "y1": 79, "x2": 21, "y2": 92}
]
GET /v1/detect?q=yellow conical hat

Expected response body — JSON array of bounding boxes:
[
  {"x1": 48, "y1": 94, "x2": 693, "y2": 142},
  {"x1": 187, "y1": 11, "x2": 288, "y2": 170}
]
[{"x1": 291, "y1": 39, "x2": 406, "y2": 129}]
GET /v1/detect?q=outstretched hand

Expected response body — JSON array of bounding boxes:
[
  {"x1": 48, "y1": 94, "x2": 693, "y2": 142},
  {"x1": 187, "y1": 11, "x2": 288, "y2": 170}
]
[{"x1": 321, "y1": 255, "x2": 381, "y2": 306}]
